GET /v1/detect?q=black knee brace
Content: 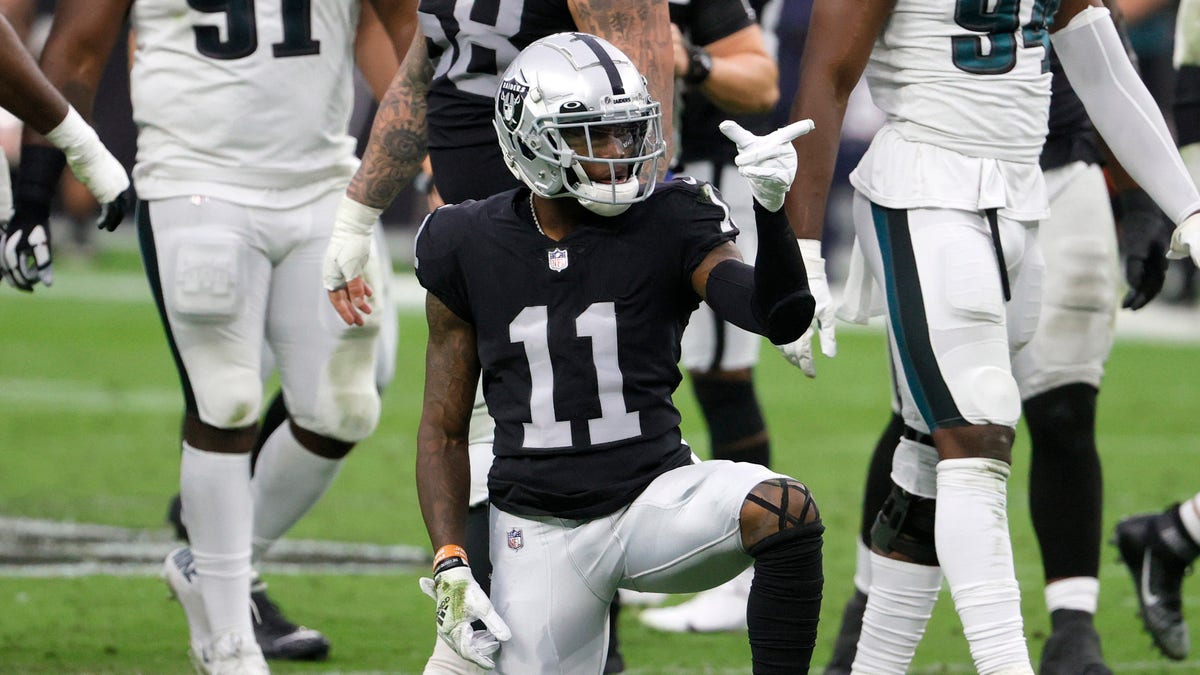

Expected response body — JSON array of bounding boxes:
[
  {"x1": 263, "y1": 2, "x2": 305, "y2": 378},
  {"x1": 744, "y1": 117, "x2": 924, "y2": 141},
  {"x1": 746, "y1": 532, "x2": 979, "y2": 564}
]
[
  {"x1": 871, "y1": 483, "x2": 939, "y2": 565},
  {"x1": 859, "y1": 414, "x2": 906, "y2": 544},
  {"x1": 691, "y1": 376, "x2": 770, "y2": 467}
]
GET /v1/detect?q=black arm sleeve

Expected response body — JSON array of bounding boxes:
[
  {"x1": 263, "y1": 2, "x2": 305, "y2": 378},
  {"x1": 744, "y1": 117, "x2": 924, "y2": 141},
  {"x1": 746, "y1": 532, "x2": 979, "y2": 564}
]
[
  {"x1": 705, "y1": 202, "x2": 814, "y2": 344},
  {"x1": 13, "y1": 144, "x2": 66, "y2": 222}
]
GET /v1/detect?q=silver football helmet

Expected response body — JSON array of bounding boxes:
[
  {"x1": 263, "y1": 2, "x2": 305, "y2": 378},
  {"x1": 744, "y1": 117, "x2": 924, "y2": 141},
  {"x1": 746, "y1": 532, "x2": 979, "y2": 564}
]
[{"x1": 494, "y1": 32, "x2": 665, "y2": 216}]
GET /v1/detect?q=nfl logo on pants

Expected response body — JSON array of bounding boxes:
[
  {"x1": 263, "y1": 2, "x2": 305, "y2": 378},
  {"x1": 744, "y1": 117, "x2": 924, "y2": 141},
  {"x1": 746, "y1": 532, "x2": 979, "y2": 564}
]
[{"x1": 507, "y1": 528, "x2": 524, "y2": 551}]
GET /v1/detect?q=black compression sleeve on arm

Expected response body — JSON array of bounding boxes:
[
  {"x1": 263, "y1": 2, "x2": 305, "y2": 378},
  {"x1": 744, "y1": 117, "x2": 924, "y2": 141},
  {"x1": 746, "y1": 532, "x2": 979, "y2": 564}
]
[
  {"x1": 14, "y1": 144, "x2": 67, "y2": 222},
  {"x1": 705, "y1": 203, "x2": 815, "y2": 345},
  {"x1": 752, "y1": 201, "x2": 814, "y2": 344},
  {"x1": 706, "y1": 259, "x2": 768, "y2": 335}
]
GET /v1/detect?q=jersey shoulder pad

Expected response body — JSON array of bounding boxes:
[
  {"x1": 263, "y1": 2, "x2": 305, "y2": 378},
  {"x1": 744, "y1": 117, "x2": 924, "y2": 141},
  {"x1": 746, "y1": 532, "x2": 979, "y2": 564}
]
[
  {"x1": 414, "y1": 199, "x2": 482, "y2": 264},
  {"x1": 651, "y1": 177, "x2": 735, "y2": 226}
]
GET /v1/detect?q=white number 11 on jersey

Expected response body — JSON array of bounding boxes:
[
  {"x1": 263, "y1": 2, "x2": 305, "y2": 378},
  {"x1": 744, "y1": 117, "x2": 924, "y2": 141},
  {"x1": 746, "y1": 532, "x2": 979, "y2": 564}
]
[{"x1": 509, "y1": 302, "x2": 642, "y2": 448}]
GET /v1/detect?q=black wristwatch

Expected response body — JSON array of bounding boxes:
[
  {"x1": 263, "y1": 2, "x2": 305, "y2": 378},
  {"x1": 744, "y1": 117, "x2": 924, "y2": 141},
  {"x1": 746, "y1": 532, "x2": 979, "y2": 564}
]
[{"x1": 683, "y1": 45, "x2": 713, "y2": 85}]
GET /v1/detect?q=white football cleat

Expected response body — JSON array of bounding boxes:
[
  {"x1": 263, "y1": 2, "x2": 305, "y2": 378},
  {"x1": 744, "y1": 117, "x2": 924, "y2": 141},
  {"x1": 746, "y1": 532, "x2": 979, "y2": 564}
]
[
  {"x1": 162, "y1": 547, "x2": 211, "y2": 663},
  {"x1": 638, "y1": 568, "x2": 752, "y2": 633},
  {"x1": 197, "y1": 632, "x2": 270, "y2": 675}
]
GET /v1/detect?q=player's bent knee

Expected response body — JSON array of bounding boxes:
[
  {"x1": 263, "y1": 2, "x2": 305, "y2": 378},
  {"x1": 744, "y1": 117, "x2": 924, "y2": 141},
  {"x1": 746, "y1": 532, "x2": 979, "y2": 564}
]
[
  {"x1": 194, "y1": 371, "x2": 261, "y2": 429},
  {"x1": 947, "y1": 364, "x2": 1021, "y2": 427},
  {"x1": 295, "y1": 385, "x2": 381, "y2": 443},
  {"x1": 741, "y1": 478, "x2": 820, "y2": 551}
]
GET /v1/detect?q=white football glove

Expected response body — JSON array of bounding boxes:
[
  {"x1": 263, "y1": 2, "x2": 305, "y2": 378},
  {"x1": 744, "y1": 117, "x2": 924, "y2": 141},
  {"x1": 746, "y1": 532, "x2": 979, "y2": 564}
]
[
  {"x1": 420, "y1": 565, "x2": 512, "y2": 669},
  {"x1": 1167, "y1": 211, "x2": 1200, "y2": 267},
  {"x1": 45, "y1": 107, "x2": 129, "y2": 205},
  {"x1": 323, "y1": 195, "x2": 381, "y2": 291},
  {"x1": 775, "y1": 239, "x2": 837, "y2": 377},
  {"x1": 718, "y1": 118, "x2": 815, "y2": 212}
]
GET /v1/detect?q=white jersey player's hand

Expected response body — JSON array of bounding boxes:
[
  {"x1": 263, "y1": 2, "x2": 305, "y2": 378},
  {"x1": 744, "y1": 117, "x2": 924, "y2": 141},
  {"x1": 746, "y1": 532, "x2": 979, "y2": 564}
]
[
  {"x1": 1167, "y1": 212, "x2": 1200, "y2": 267},
  {"x1": 775, "y1": 239, "x2": 836, "y2": 377},
  {"x1": 420, "y1": 565, "x2": 512, "y2": 669},
  {"x1": 324, "y1": 195, "x2": 381, "y2": 326},
  {"x1": 718, "y1": 119, "x2": 814, "y2": 212},
  {"x1": 45, "y1": 107, "x2": 129, "y2": 206}
]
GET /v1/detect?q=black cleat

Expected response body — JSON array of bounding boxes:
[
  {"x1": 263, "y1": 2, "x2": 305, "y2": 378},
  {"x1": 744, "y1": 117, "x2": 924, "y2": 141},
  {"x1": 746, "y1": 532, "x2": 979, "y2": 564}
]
[
  {"x1": 250, "y1": 579, "x2": 331, "y2": 661},
  {"x1": 824, "y1": 589, "x2": 867, "y2": 675},
  {"x1": 1039, "y1": 610, "x2": 1112, "y2": 675},
  {"x1": 166, "y1": 493, "x2": 188, "y2": 541},
  {"x1": 1114, "y1": 514, "x2": 1191, "y2": 660}
]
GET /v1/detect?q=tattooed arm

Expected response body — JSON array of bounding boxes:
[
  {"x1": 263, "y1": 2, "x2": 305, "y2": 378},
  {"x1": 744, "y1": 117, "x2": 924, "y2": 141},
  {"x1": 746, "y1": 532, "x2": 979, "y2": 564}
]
[
  {"x1": 347, "y1": 27, "x2": 433, "y2": 210},
  {"x1": 570, "y1": 0, "x2": 676, "y2": 173},
  {"x1": 416, "y1": 292, "x2": 480, "y2": 551}
]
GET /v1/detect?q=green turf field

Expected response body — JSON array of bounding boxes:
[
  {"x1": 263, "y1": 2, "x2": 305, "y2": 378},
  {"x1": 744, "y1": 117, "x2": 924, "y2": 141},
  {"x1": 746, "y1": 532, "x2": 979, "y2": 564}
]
[{"x1": 1, "y1": 248, "x2": 1198, "y2": 673}]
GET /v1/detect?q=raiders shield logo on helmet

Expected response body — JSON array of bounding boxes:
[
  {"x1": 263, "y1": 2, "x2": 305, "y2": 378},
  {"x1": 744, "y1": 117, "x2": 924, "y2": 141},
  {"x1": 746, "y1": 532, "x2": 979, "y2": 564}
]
[{"x1": 497, "y1": 79, "x2": 530, "y2": 132}]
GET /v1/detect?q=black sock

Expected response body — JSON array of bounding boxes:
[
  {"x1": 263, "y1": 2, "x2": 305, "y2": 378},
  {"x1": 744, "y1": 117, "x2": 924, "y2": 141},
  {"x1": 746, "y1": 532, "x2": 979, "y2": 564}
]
[
  {"x1": 1025, "y1": 384, "x2": 1102, "y2": 579},
  {"x1": 691, "y1": 376, "x2": 771, "y2": 467},
  {"x1": 746, "y1": 521, "x2": 824, "y2": 674}
]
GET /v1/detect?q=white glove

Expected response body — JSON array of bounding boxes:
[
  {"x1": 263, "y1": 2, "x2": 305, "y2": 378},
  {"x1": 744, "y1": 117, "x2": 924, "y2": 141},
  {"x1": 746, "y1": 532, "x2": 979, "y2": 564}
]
[
  {"x1": 45, "y1": 107, "x2": 129, "y2": 205},
  {"x1": 1167, "y1": 212, "x2": 1200, "y2": 267},
  {"x1": 323, "y1": 195, "x2": 382, "y2": 291},
  {"x1": 718, "y1": 118, "x2": 815, "y2": 212},
  {"x1": 775, "y1": 239, "x2": 837, "y2": 377},
  {"x1": 420, "y1": 565, "x2": 512, "y2": 670}
]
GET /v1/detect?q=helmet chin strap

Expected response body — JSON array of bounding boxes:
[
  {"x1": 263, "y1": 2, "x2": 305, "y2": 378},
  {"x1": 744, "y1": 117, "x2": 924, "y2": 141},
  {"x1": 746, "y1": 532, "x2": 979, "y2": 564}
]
[
  {"x1": 577, "y1": 198, "x2": 632, "y2": 217},
  {"x1": 573, "y1": 175, "x2": 640, "y2": 216}
]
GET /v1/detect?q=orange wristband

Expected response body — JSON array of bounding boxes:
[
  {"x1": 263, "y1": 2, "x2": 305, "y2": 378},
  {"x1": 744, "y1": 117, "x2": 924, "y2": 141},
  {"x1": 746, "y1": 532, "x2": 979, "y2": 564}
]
[{"x1": 433, "y1": 544, "x2": 468, "y2": 570}]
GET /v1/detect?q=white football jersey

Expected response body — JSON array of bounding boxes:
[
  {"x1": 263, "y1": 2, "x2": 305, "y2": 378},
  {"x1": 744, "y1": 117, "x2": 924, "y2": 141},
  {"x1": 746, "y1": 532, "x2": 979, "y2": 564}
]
[
  {"x1": 129, "y1": 0, "x2": 361, "y2": 205},
  {"x1": 866, "y1": 0, "x2": 1058, "y2": 163}
]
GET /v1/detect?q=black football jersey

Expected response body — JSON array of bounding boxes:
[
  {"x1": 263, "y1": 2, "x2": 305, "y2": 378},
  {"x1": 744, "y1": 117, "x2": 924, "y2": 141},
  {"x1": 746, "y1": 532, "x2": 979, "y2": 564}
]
[
  {"x1": 419, "y1": 0, "x2": 579, "y2": 150},
  {"x1": 415, "y1": 179, "x2": 738, "y2": 518},
  {"x1": 1041, "y1": 49, "x2": 1101, "y2": 172}
]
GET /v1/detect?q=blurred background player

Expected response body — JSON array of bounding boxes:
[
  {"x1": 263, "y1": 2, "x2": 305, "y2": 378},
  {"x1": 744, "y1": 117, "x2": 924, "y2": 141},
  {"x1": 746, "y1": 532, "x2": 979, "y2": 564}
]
[
  {"x1": 819, "y1": 14, "x2": 1177, "y2": 673},
  {"x1": 786, "y1": 0, "x2": 1200, "y2": 668},
  {"x1": 159, "y1": 5, "x2": 405, "y2": 661},
  {"x1": 0, "y1": 9, "x2": 128, "y2": 289},
  {"x1": 636, "y1": 0, "x2": 792, "y2": 632},
  {"x1": 323, "y1": 1, "x2": 675, "y2": 671},
  {"x1": 1112, "y1": 0, "x2": 1200, "y2": 661},
  {"x1": 25, "y1": 1, "x2": 413, "y2": 671}
]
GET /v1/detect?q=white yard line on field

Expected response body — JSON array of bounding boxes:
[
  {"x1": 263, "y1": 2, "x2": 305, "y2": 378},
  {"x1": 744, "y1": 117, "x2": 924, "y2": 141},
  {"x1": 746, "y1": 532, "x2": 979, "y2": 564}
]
[{"x1": 0, "y1": 516, "x2": 428, "y2": 576}]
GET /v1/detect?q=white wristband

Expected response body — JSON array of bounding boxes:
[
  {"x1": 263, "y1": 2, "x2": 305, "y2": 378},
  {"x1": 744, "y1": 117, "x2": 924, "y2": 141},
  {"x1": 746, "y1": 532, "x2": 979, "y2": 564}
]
[
  {"x1": 45, "y1": 107, "x2": 100, "y2": 156},
  {"x1": 335, "y1": 195, "x2": 383, "y2": 235},
  {"x1": 798, "y1": 238, "x2": 825, "y2": 275}
]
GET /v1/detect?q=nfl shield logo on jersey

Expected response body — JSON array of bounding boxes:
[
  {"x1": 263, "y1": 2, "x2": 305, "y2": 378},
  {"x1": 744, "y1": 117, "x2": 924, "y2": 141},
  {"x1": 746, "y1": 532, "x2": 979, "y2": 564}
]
[
  {"x1": 507, "y1": 528, "x2": 524, "y2": 551},
  {"x1": 547, "y1": 248, "x2": 569, "y2": 272}
]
